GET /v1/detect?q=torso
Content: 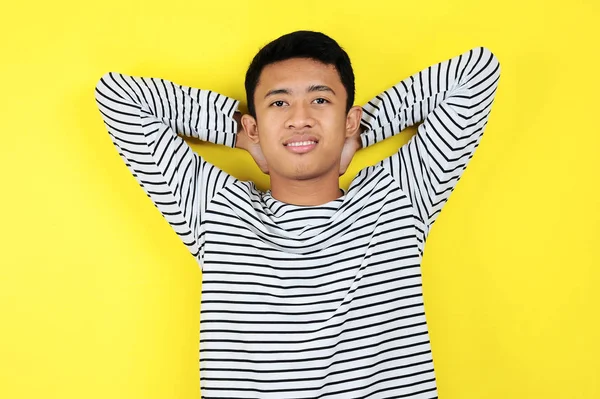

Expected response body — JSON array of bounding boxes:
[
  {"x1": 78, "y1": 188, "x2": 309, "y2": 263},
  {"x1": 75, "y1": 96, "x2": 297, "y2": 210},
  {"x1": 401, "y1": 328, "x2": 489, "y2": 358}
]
[{"x1": 199, "y1": 165, "x2": 438, "y2": 398}]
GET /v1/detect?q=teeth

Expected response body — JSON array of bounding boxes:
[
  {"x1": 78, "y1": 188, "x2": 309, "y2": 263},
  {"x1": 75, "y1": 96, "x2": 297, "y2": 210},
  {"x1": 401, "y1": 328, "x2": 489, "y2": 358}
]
[{"x1": 286, "y1": 141, "x2": 317, "y2": 147}]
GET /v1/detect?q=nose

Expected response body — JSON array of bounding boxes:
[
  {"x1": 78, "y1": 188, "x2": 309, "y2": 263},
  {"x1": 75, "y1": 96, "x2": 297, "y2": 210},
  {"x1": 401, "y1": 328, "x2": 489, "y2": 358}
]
[{"x1": 285, "y1": 103, "x2": 315, "y2": 130}]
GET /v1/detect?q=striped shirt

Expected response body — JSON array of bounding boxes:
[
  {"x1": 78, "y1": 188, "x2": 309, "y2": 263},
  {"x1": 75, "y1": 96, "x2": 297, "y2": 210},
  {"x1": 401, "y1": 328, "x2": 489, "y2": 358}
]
[{"x1": 95, "y1": 46, "x2": 500, "y2": 399}]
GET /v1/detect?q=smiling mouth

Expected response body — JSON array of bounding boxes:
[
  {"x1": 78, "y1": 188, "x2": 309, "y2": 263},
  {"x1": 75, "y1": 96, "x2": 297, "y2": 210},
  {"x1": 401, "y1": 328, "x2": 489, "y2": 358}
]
[
  {"x1": 283, "y1": 140, "x2": 318, "y2": 154},
  {"x1": 285, "y1": 140, "x2": 318, "y2": 147}
]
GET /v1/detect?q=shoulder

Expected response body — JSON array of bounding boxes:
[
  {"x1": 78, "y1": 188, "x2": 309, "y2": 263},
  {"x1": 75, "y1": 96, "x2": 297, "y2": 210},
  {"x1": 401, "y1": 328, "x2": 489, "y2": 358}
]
[{"x1": 349, "y1": 162, "x2": 397, "y2": 188}]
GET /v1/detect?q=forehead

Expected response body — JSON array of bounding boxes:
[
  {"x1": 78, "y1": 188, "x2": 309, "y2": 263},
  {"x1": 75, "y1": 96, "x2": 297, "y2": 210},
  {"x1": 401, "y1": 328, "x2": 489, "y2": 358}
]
[{"x1": 256, "y1": 58, "x2": 343, "y2": 94}]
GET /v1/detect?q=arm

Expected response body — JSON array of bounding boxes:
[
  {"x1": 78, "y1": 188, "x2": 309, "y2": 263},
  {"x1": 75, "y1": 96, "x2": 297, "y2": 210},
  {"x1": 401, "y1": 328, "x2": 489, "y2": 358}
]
[
  {"x1": 94, "y1": 72, "x2": 240, "y2": 261},
  {"x1": 359, "y1": 47, "x2": 501, "y2": 231}
]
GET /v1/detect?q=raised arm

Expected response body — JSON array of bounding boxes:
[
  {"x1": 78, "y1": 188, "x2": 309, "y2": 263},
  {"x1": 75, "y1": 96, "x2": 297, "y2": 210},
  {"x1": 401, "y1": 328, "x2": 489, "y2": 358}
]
[
  {"x1": 94, "y1": 72, "x2": 240, "y2": 262},
  {"x1": 359, "y1": 47, "x2": 501, "y2": 233}
]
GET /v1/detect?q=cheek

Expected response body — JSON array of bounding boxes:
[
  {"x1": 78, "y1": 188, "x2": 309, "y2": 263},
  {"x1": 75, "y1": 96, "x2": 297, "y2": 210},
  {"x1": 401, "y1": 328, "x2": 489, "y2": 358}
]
[
  {"x1": 321, "y1": 115, "x2": 348, "y2": 146},
  {"x1": 255, "y1": 124, "x2": 282, "y2": 157},
  {"x1": 257, "y1": 107, "x2": 285, "y2": 126},
  {"x1": 256, "y1": 109, "x2": 285, "y2": 135}
]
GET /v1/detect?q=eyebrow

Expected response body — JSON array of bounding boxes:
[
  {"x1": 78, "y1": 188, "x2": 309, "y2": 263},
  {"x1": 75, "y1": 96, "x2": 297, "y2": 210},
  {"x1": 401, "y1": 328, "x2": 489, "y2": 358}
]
[
  {"x1": 264, "y1": 85, "x2": 336, "y2": 99},
  {"x1": 308, "y1": 84, "x2": 336, "y2": 95}
]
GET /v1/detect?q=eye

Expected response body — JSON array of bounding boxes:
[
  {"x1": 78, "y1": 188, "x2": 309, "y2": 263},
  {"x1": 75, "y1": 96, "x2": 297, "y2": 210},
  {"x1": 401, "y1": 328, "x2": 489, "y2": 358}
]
[
  {"x1": 271, "y1": 100, "x2": 287, "y2": 107},
  {"x1": 313, "y1": 98, "x2": 329, "y2": 105}
]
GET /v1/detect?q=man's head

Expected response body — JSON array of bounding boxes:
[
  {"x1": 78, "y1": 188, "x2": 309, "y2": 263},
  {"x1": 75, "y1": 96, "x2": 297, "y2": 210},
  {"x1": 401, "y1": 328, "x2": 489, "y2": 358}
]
[
  {"x1": 245, "y1": 31, "x2": 356, "y2": 118},
  {"x1": 241, "y1": 31, "x2": 362, "y2": 182}
]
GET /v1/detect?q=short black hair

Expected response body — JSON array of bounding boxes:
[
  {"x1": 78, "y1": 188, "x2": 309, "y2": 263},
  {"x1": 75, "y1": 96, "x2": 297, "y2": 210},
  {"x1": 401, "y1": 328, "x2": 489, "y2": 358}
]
[{"x1": 244, "y1": 30, "x2": 355, "y2": 118}]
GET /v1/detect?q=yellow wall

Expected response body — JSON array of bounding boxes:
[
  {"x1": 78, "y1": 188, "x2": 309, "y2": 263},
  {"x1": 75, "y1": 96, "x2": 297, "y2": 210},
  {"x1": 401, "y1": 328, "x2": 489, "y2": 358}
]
[{"x1": 1, "y1": 1, "x2": 598, "y2": 398}]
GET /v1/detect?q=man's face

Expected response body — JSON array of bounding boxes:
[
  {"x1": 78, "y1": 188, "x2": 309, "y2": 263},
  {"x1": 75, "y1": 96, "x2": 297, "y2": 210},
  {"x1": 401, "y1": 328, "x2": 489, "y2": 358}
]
[{"x1": 242, "y1": 58, "x2": 360, "y2": 181}]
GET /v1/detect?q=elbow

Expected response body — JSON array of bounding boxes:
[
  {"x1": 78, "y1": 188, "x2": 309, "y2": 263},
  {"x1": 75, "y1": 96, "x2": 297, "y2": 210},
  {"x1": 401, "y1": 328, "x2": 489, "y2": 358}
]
[
  {"x1": 478, "y1": 47, "x2": 501, "y2": 73},
  {"x1": 94, "y1": 72, "x2": 113, "y2": 102},
  {"x1": 96, "y1": 72, "x2": 115, "y2": 90},
  {"x1": 94, "y1": 72, "x2": 126, "y2": 105}
]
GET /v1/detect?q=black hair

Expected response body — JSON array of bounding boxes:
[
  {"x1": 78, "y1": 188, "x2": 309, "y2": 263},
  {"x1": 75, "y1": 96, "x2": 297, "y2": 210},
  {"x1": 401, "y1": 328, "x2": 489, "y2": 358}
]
[{"x1": 244, "y1": 30, "x2": 355, "y2": 118}]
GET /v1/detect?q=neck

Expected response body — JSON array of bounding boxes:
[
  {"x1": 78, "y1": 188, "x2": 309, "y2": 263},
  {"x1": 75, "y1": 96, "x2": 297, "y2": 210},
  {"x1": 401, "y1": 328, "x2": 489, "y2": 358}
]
[{"x1": 269, "y1": 170, "x2": 342, "y2": 206}]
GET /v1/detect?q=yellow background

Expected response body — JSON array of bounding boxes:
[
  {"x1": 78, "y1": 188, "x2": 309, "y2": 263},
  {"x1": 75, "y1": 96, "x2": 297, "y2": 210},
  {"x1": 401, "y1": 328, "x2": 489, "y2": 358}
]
[{"x1": 1, "y1": 0, "x2": 599, "y2": 398}]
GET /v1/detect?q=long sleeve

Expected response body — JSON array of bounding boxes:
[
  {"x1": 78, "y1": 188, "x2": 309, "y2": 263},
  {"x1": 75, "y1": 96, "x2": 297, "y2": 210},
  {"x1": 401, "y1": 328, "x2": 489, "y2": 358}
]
[
  {"x1": 359, "y1": 47, "x2": 501, "y2": 233},
  {"x1": 94, "y1": 72, "x2": 240, "y2": 262}
]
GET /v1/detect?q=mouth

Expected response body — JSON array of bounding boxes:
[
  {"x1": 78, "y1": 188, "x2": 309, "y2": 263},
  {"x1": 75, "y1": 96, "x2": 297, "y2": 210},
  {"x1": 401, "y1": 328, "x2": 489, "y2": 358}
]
[{"x1": 283, "y1": 140, "x2": 318, "y2": 154}]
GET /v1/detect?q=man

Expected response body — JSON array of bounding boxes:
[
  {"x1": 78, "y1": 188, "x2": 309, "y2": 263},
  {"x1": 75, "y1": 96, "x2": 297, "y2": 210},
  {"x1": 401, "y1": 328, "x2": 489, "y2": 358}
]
[{"x1": 95, "y1": 30, "x2": 500, "y2": 398}]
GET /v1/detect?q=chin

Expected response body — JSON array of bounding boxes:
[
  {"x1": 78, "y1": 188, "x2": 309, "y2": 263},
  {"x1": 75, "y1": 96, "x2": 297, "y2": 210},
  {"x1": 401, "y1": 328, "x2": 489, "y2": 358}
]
[
  {"x1": 291, "y1": 164, "x2": 335, "y2": 181},
  {"x1": 269, "y1": 155, "x2": 338, "y2": 181},
  {"x1": 270, "y1": 164, "x2": 317, "y2": 181}
]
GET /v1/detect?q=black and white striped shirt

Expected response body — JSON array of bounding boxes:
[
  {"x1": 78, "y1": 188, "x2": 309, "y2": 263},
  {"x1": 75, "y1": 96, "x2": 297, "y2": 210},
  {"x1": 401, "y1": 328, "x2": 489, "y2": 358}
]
[{"x1": 95, "y1": 46, "x2": 500, "y2": 399}]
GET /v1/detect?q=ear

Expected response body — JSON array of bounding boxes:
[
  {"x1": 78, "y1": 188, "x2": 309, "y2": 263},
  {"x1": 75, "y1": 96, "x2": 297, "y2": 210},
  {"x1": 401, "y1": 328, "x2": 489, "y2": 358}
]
[
  {"x1": 241, "y1": 114, "x2": 260, "y2": 144},
  {"x1": 345, "y1": 105, "x2": 363, "y2": 138}
]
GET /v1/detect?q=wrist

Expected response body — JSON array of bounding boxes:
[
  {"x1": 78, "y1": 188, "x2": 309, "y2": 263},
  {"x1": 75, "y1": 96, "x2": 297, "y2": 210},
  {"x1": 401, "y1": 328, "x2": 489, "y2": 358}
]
[
  {"x1": 233, "y1": 112, "x2": 247, "y2": 150},
  {"x1": 233, "y1": 111, "x2": 243, "y2": 134}
]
